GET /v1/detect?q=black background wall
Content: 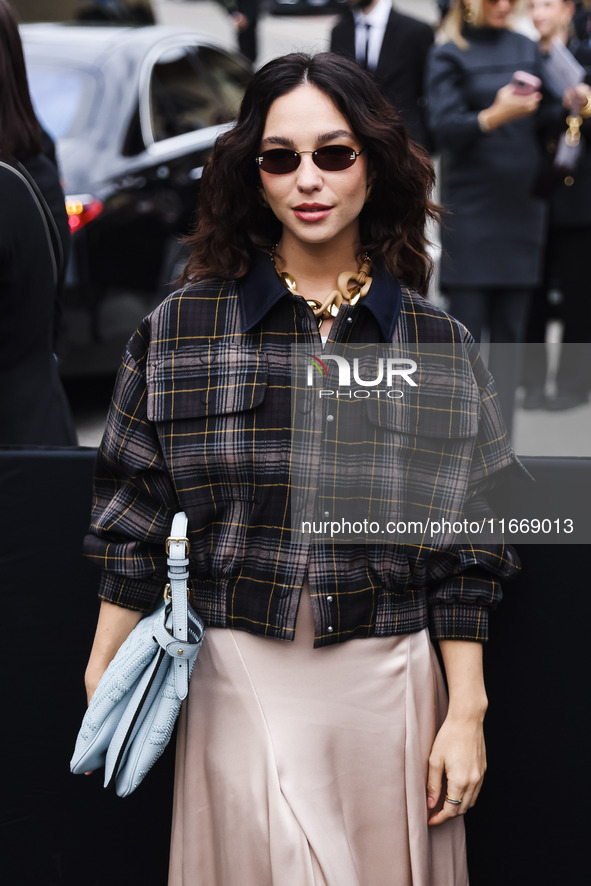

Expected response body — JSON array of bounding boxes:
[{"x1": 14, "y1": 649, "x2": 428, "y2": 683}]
[
  {"x1": 466, "y1": 457, "x2": 590, "y2": 886},
  {"x1": 0, "y1": 448, "x2": 174, "y2": 886},
  {"x1": 0, "y1": 448, "x2": 588, "y2": 885}
]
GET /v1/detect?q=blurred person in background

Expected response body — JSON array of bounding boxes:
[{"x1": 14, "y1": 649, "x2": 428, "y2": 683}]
[
  {"x1": 218, "y1": 0, "x2": 259, "y2": 63},
  {"x1": 426, "y1": 0, "x2": 561, "y2": 433},
  {"x1": 234, "y1": 0, "x2": 258, "y2": 63},
  {"x1": 330, "y1": 0, "x2": 434, "y2": 149},
  {"x1": 573, "y1": 0, "x2": 591, "y2": 41},
  {"x1": 0, "y1": 0, "x2": 76, "y2": 445},
  {"x1": 522, "y1": 0, "x2": 591, "y2": 409}
]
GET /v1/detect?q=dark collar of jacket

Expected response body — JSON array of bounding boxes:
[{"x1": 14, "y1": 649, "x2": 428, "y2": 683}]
[{"x1": 239, "y1": 248, "x2": 402, "y2": 341}]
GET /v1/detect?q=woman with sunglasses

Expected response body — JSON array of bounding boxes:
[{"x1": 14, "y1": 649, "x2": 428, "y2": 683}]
[
  {"x1": 83, "y1": 52, "x2": 523, "y2": 886},
  {"x1": 426, "y1": 0, "x2": 562, "y2": 433}
]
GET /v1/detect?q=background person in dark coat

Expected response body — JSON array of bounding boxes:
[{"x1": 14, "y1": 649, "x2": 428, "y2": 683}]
[
  {"x1": 522, "y1": 0, "x2": 591, "y2": 411},
  {"x1": 0, "y1": 0, "x2": 76, "y2": 445},
  {"x1": 330, "y1": 0, "x2": 434, "y2": 149},
  {"x1": 573, "y1": 0, "x2": 591, "y2": 40},
  {"x1": 218, "y1": 0, "x2": 259, "y2": 63},
  {"x1": 426, "y1": 0, "x2": 560, "y2": 433}
]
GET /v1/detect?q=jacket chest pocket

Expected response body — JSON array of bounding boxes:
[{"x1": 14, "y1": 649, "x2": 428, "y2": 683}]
[
  {"x1": 362, "y1": 369, "x2": 480, "y2": 530},
  {"x1": 365, "y1": 369, "x2": 479, "y2": 439},
  {"x1": 147, "y1": 344, "x2": 268, "y2": 503}
]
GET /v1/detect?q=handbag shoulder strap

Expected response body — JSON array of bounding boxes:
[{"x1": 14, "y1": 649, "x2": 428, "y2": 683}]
[
  {"x1": 14, "y1": 158, "x2": 66, "y2": 284},
  {"x1": 166, "y1": 512, "x2": 191, "y2": 698},
  {"x1": 168, "y1": 512, "x2": 189, "y2": 557},
  {"x1": 0, "y1": 158, "x2": 64, "y2": 287},
  {"x1": 167, "y1": 511, "x2": 189, "y2": 630}
]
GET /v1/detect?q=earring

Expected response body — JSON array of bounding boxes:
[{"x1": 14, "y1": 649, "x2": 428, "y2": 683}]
[{"x1": 463, "y1": 2, "x2": 474, "y2": 23}]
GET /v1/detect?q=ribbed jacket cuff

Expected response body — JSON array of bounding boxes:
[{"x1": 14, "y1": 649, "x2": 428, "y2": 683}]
[
  {"x1": 428, "y1": 603, "x2": 489, "y2": 642},
  {"x1": 98, "y1": 571, "x2": 163, "y2": 613}
]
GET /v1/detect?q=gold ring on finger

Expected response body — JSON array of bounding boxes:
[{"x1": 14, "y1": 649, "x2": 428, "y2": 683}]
[{"x1": 445, "y1": 795, "x2": 462, "y2": 805}]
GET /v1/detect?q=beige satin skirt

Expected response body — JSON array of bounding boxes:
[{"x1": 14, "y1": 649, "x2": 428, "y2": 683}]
[{"x1": 168, "y1": 587, "x2": 468, "y2": 886}]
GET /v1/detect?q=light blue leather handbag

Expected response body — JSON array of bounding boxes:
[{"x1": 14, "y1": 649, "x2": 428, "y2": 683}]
[{"x1": 70, "y1": 512, "x2": 204, "y2": 797}]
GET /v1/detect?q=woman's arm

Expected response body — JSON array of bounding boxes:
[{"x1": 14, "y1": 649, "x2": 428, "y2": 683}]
[
  {"x1": 424, "y1": 335, "x2": 522, "y2": 825},
  {"x1": 83, "y1": 318, "x2": 179, "y2": 615},
  {"x1": 85, "y1": 601, "x2": 143, "y2": 703},
  {"x1": 426, "y1": 640, "x2": 488, "y2": 826}
]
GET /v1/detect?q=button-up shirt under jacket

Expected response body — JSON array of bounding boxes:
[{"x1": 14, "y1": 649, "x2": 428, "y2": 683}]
[{"x1": 84, "y1": 251, "x2": 521, "y2": 647}]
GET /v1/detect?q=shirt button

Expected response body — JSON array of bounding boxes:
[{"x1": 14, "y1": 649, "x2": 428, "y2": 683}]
[
  {"x1": 327, "y1": 626, "x2": 334, "y2": 633},
  {"x1": 327, "y1": 414, "x2": 334, "y2": 422},
  {"x1": 327, "y1": 596, "x2": 333, "y2": 603},
  {"x1": 324, "y1": 511, "x2": 330, "y2": 518}
]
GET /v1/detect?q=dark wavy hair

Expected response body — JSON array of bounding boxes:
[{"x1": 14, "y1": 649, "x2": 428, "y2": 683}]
[
  {"x1": 183, "y1": 52, "x2": 440, "y2": 294},
  {"x1": 0, "y1": 0, "x2": 41, "y2": 160}
]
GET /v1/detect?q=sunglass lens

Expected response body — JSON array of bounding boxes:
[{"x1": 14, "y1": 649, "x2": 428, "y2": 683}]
[
  {"x1": 314, "y1": 146, "x2": 356, "y2": 171},
  {"x1": 259, "y1": 149, "x2": 299, "y2": 174},
  {"x1": 257, "y1": 146, "x2": 359, "y2": 174}
]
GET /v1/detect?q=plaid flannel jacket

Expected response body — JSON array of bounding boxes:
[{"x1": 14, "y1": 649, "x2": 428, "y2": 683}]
[{"x1": 83, "y1": 251, "x2": 522, "y2": 646}]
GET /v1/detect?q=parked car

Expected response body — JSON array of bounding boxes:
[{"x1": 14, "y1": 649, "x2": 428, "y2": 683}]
[
  {"x1": 13, "y1": 0, "x2": 156, "y2": 25},
  {"x1": 21, "y1": 24, "x2": 251, "y2": 375}
]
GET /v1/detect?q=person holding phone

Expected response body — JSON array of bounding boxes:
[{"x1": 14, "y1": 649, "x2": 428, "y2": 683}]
[
  {"x1": 426, "y1": 0, "x2": 559, "y2": 433},
  {"x1": 522, "y1": 0, "x2": 591, "y2": 410}
]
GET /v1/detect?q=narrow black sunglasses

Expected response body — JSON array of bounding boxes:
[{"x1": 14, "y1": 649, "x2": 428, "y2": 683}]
[{"x1": 256, "y1": 145, "x2": 365, "y2": 175}]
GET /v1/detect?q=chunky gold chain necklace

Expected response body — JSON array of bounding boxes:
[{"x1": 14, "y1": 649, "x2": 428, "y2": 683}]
[{"x1": 270, "y1": 248, "x2": 372, "y2": 325}]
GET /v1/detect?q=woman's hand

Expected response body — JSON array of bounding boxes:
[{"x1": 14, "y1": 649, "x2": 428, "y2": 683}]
[
  {"x1": 426, "y1": 711, "x2": 487, "y2": 826},
  {"x1": 563, "y1": 83, "x2": 591, "y2": 112},
  {"x1": 479, "y1": 83, "x2": 542, "y2": 131},
  {"x1": 82, "y1": 602, "x2": 143, "y2": 774},
  {"x1": 84, "y1": 601, "x2": 143, "y2": 704},
  {"x1": 427, "y1": 639, "x2": 488, "y2": 826},
  {"x1": 230, "y1": 11, "x2": 249, "y2": 32},
  {"x1": 85, "y1": 661, "x2": 107, "y2": 706}
]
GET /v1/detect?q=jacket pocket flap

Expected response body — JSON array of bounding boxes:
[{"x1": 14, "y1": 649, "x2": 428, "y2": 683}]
[
  {"x1": 365, "y1": 370, "x2": 479, "y2": 439},
  {"x1": 147, "y1": 344, "x2": 268, "y2": 421}
]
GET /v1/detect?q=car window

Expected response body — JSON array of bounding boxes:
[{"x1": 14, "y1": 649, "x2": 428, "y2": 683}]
[
  {"x1": 197, "y1": 46, "x2": 250, "y2": 119},
  {"x1": 149, "y1": 46, "x2": 227, "y2": 141},
  {"x1": 27, "y1": 64, "x2": 97, "y2": 140}
]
